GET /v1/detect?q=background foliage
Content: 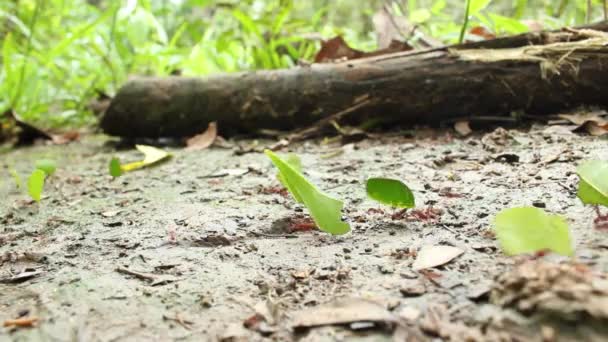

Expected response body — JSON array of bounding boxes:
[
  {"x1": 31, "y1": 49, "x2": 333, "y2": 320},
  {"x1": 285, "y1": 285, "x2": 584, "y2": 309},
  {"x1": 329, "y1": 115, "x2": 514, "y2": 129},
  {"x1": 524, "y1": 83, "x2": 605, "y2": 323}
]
[{"x1": 1, "y1": 0, "x2": 606, "y2": 127}]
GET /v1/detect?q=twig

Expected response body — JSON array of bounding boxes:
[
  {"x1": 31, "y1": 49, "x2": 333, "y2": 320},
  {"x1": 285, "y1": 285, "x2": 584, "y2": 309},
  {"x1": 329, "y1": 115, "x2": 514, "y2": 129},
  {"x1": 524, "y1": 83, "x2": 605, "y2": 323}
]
[
  {"x1": 162, "y1": 314, "x2": 193, "y2": 330},
  {"x1": 3, "y1": 317, "x2": 39, "y2": 328},
  {"x1": 288, "y1": 97, "x2": 373, "y2": 142},
  {"x1": 115, "y1": 267, "x2": 157, "y2": 282}
]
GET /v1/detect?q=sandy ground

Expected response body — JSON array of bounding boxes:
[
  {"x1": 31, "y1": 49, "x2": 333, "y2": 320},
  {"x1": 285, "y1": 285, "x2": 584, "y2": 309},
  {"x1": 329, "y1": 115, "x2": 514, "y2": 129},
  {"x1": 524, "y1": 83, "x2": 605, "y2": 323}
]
[{"x1": 1, "y1": 124, "x2": 608, "y2": 341}]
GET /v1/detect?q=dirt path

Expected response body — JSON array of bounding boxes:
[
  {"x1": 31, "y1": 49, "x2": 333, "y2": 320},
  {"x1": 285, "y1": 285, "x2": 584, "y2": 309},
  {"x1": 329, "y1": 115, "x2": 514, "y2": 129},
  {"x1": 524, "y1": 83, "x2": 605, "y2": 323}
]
[{"x1": 1, "y1": 125, "x2": 608, "y2": 341}]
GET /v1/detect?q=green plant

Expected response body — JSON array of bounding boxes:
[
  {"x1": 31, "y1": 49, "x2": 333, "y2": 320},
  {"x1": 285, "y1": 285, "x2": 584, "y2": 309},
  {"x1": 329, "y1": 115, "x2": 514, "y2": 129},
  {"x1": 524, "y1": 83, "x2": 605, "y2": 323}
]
[
  {"x1": 265, "y1": 150, "x2": 350, "y2": 235},
  {"x1": 493, "y1": 206, "x2": 573, "y2": 256},
  {"x1": 366, "y1": 177, "x2": 415, "y2": 208}
]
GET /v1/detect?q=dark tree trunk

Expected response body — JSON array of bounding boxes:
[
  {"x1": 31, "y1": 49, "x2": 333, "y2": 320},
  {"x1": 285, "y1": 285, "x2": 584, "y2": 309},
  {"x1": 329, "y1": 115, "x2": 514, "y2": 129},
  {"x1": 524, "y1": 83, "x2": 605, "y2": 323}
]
[{"x1": 101, "y1": 22, "x2": 608, "y2": 138}]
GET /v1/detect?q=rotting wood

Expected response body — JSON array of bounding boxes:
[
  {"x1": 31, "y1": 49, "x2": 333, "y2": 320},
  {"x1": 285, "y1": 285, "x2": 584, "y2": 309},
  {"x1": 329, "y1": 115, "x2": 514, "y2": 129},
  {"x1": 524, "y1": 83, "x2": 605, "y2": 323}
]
[{"x1": 101, "y1": 22, "x2": 608, "y2": 138}]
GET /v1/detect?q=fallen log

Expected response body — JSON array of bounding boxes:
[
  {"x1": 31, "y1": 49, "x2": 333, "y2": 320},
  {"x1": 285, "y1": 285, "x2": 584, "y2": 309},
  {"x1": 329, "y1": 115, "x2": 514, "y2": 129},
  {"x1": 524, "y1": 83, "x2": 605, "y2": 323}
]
[{"x1": 101, "y1": 22, "x2": 608, "y2": 138}]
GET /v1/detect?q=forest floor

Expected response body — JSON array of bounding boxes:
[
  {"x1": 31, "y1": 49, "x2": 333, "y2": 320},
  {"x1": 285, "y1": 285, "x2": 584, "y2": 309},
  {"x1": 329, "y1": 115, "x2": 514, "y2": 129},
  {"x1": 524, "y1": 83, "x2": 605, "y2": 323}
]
[{"x1": 1, "y1": 123, "x2": 608, "y2": 341}]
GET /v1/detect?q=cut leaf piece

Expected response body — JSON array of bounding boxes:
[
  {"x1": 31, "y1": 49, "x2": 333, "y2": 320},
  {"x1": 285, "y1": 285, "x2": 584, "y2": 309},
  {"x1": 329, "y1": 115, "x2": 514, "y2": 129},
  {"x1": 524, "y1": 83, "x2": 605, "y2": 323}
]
[
  {"x1": 121, "y1": 145, "x2": 171, "y2": 172},
  {"x1": 277, "y1": 154, "x2": 302, "y2": 202},
  {"x1": 28, "y1": 169, "x2": 46, "y2": 202},
  {"x1": 366, "y1": 178, "x2": 415, "y2": 208},
  {"x1": 493, "y1": 207, "x2": 573, "y2": 256},
  {"x1": 109, "y1": 157, "x2": 123, "y2": 178},
  {"x1": 35, "y1": 159, "x2": 56, "y2": 176},
  {"x1": 412, "y1": 245, "x2": 464, "y2": 271},
  {"x1": 186, "y1": 122, "x2": 217, "y2": 151},
  {"x1": 577, "y1": 160, "x2": 608, "y2": 207},
  {"x1": 265, "y1": 150, "x2": 350, "y2": 235}
]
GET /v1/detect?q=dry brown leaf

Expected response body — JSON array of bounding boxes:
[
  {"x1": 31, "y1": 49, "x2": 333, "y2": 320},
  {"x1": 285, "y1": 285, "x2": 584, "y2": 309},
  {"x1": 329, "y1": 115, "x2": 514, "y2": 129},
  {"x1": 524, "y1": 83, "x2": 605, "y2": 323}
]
[
  {"x1": 454, "y1": 120, "x2": 472, "y2": 136},
  {"x1": 373, "y1": 6, "x2": 410, "y2": 49},
  {"x1": 468, "y1": 26, "x2": 496, "y2": 41},
  {"x1": 491, "y1": 260, "x2": 608, "y2": 320},
  {"x1": 291, "y1": 297, "x2": 396, "y2": 330},
  {"x1": 314, "y1": 36, "x2": 412, "y2": 64},
  {"x1": 412, "y1": 245, "x2": 464, "y2": 271},
  {"x1": 558, "y1": 112, "x2": 608, "y2": 136},
  {"x1": 186, "y1": 122, "x2": 217, "y2": 150}
]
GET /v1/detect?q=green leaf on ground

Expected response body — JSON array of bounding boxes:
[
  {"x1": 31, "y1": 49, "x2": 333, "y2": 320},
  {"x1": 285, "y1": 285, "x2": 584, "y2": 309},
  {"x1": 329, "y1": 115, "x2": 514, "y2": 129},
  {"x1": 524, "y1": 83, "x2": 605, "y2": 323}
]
[
  {"x1": 366, "y1": 178, "x2": 415, "y2": 208},
  {"x1": 121, "y1": 145, "x2": 171, "y2": 172},
  {"x1": 576, "y1": 160, "x2": 608, "y2": 207},
  {"x1": 35, "y1": 159, "x2": 56, "y2": 176},
  {"x1": 265, "y1": 150, "x2": 350, "y2": 235},
  {"x1": 493, "y1": 207, "x2": 573, "y2": 256},
  {"x1": 28, "y1": 169, "x2": 46, "y2": 202},
  {"x1": 109, "y1": 157, "x2": 123, "y2": 178}
]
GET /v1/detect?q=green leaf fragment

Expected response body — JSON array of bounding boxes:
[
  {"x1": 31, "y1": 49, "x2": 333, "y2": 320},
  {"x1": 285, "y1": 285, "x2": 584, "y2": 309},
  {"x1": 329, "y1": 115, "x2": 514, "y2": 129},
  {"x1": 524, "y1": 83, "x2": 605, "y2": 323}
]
[
  {"x1": 28, "y1": 169, "x2": 46, "y2": 202},
  {"x1": 366, "y1": 178, "x2": 415, "y2": 208},
  {"x1": 493, "y1": 207, "x2": 573, "y2": 257},
  {"x1": 277, "y1": 153, "x2": 302, "y2": 202},
  {"x1": 109, "y1": 157, "x2": 123, "y2": 178},
  {"x1": 576, "y1": 160, "x2": 608, "y2": 207},
  {"x1": 35, "y1": 159, "x2": 56, "y2": 176},
  {"x1": 265, "y1": 150, "x2": 350, "y2": 235}
]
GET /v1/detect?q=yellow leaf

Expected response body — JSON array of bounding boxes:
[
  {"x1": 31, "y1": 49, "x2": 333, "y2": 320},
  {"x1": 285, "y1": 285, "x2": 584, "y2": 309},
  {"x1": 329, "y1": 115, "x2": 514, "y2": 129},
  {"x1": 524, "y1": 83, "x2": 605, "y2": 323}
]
[{"x1": 121, "y1": 145, "x2": 171, "y2": 172}]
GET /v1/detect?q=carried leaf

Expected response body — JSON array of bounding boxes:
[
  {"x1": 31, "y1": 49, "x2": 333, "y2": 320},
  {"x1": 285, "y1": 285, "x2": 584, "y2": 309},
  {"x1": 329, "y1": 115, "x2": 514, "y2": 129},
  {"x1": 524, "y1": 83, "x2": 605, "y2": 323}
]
[
  {"x1": 576, "y1": 160, "x2": 608, "y2": 207},
  {"x1": 121, "y1": 145, "x2": 171, "y2": 172},
  {"x1": 493, "y1": 207, "x2": 573, "y2": 256},
  {"x1": 109, "y1": 157, "x2": 123, "y2": 178},
  {"x1": 265, "y1": 150, "x2": 350, "y2": 235},
  {"x1": 186, "y1": 122, "x2": 217, "y2": 151},
  {"x1": 35, "y1": 159, "x2": 56, "y2": 176},
  {"x1": 366, "y1": 178, "x2": 415, "y2": 208},
  {"x1": 28, "y1": 169, "x2": 46, "y2": 202},
  {"x1": 412, "y1": 245, "x2": 464, "y2": 271}
]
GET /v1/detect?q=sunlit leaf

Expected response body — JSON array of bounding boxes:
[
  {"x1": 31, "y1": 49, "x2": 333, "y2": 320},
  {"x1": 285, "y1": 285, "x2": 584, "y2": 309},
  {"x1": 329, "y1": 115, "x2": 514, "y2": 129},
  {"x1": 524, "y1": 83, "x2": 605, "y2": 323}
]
[
  {"x1": 577, "y1": 160, "x2": 608, "y2": 207},
  {"x1": 469, "y1": 0, "x2": 492, "y2": 14},
  {"x1": 277, "y1": 153, "x2": 302, "y2": 201},
  {"x1": 121, "y1": 145, "x2": 171, "y2": 172},
  {"x1": 366, "y1": 178, "x2": 415, "y2": 208},
  {"x1": 410, "y1": 8, "x2": 431, "y2": 23},
  {"x1": 493, "y1": 207, "x2": 573, "y2": 256},
  {"x1": 489, "y1": 13, "x2": 529, "y2": 34},
  {"x1": 109, "y1": 157, "x2": 123, "y2": 178},
  {"x1": 28, "y1": 169, "x2": 46, "y2": 202},
  {"x1": 265, "y1": 150, "x2": 350, "y2": 235},
  {"x1": 35, "y1": 159, "x2": 56, "y2": 176}
]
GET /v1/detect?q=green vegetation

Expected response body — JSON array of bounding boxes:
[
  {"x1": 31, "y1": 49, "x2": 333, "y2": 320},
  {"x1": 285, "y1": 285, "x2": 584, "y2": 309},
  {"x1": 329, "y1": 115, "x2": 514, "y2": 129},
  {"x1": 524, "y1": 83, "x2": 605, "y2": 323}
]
[
  {"x1": 265, "y1": 149, "x2": 350, "y2": 235},
  {"x1": 493, "y1": 206, "x2": 573, "y2": 256},
  {"x1": 1, "y1": 0, "x2": 605, "y2": 128},
  {"x1": 366, "y1": 177, "x2": 415, "y2": 208}
]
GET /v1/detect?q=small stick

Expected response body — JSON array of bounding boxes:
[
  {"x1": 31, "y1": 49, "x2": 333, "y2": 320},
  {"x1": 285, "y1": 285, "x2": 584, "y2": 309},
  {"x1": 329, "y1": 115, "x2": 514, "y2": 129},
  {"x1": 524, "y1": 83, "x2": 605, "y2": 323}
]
[
  {"x1": 115, "y1": 267, "x2": 157, "y2": 282},
  {"x1": 3, "y1": 317, "x2": 39, "y2": 328}
]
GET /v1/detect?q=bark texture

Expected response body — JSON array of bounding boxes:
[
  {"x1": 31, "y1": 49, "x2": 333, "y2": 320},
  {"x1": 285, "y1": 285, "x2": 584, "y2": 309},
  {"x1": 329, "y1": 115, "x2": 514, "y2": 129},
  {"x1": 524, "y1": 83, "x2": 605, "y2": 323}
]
[{"x1": 101, "y1": 22, "x2": 608, "y2": 138}]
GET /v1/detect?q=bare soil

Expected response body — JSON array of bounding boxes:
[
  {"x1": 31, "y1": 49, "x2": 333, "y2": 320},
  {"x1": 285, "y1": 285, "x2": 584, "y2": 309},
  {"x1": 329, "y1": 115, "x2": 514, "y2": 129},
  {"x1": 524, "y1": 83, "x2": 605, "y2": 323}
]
[{"x1": 1, "y1": 124, "x2": 608, "y2": 341}]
